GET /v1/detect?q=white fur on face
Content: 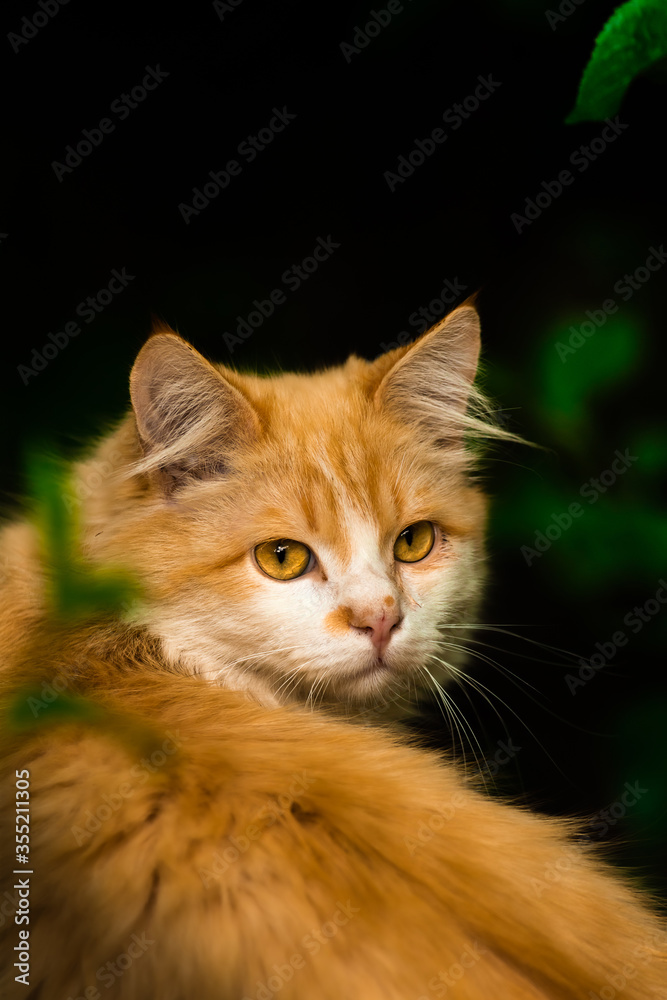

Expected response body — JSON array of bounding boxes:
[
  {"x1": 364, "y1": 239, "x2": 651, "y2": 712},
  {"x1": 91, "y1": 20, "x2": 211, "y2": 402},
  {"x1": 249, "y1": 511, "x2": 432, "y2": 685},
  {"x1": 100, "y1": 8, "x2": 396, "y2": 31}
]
[
  {"x1": 139, "y1": 507, "x2": 485, "y2": 713},
  {"x1": 104, "y1": 307, "x2": 508, "y2": 713}
]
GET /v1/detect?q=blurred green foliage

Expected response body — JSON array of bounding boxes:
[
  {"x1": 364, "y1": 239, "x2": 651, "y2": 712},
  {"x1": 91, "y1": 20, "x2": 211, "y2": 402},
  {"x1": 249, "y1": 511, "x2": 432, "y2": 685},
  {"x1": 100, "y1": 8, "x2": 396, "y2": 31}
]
[
  {"x1": 8, "y1": 687, "x2": 108, "y2": 730},
  {"x1": 567, "y1": 0, "x2": 667, "y2": 123},
  {"x1": 5, "y1": 684, "x2": 176, "y2": 764},
  {"x1": 489, "y1": 306, "x2": 666, "y2": 593},
  {"x1": 25, "y1": 450, "x2": 141, "y2": 621},
  {"x1": 480, "y1": 220, "x2": 667, "y2": 889}
]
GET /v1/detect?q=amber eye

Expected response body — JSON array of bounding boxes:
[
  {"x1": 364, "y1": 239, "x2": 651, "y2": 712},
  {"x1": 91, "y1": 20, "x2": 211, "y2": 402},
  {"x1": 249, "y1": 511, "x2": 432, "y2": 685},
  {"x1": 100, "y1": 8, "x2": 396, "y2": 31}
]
[
  {"x1": 254, "y1": 539, "x2": 312, "y2": 580},
  {"x1": 394, "y1": 521, "x2": 435, "y2": 563}
]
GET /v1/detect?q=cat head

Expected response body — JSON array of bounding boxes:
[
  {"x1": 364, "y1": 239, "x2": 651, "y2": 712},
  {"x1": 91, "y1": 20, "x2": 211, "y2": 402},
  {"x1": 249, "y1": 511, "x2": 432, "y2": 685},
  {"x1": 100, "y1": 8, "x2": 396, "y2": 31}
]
[{"x1": 83, "y1": 301, "x2": 512, "y2": 714}]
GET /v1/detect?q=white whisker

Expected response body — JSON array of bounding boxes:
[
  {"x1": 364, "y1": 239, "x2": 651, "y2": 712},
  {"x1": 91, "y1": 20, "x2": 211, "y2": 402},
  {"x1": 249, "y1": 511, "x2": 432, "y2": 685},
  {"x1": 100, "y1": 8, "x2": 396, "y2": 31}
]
[
  {"x1": 421, "y1": 664, "x2": 486, "y2": 777},
  {"x1": 430, "y1": 652, "x2": 569, "y2": 779}
]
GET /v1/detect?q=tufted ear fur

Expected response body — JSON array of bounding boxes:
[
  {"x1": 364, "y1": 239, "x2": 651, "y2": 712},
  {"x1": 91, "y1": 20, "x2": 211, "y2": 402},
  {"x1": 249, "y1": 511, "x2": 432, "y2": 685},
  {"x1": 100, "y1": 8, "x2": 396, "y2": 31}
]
[
  {"x1": 374, "y1": 301, "x2": 482, "y2": 444},
  {"x1": 129, "y1": 329, "x2": 260, "y2": 493}
]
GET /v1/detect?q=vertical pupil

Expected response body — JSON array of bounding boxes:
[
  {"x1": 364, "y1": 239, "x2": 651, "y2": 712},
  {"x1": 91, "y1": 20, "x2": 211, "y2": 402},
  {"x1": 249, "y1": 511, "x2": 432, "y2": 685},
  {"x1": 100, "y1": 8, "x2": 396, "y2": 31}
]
[
  {"x1": 276, "y1": 544, "x2": 287, "y2": 564},
  {"x1": 404, "y1": 527, "x2": 414, "y2": 547}
]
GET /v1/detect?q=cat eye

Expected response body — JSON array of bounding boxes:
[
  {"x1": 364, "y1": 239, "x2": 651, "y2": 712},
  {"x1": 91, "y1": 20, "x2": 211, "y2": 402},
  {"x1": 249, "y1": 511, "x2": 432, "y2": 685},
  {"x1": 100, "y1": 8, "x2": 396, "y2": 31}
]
[
  {"x1": 254, "y1": 539, "x2": 312, "y2": 581},
  {"x1": 394, "y1": 521, "x2": 436, "y2": 563}
]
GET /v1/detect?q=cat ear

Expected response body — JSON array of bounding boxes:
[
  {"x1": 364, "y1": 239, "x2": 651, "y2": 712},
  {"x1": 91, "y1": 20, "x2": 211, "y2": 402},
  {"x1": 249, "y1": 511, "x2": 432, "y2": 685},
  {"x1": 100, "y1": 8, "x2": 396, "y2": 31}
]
[
  {"x1": 129, "y1": 330, "x2": 259, "y2": 489},
  {"x1": 374, "y1": 300, "x2": 482, "y2": 441}
]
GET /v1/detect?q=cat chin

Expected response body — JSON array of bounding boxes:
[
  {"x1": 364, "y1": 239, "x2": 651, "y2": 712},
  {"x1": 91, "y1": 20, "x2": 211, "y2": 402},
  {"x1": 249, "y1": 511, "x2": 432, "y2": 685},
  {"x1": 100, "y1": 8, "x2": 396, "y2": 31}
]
[
  {"x1": 319, "y1": 662, "x2": 418, "y2": 713},
  {"x1": 237, "y1": 661, "x2": 408, "y2": 713},
  {"x1": 154, "y1": 621, "x2": 444, "y2": 714},
  {"x1": 249, "y1": 650, "x2": 436, "y2": 713},
  {"x1": 344, "y1": 656, "x2": 392, "y2": 683}
]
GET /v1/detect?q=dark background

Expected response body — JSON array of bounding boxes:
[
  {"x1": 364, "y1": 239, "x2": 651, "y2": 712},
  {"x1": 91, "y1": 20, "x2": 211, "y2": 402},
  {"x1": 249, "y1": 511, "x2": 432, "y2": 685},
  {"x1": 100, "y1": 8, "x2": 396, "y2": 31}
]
[{"x1": 2, "y1": 0, "x2": 666, "y2": 897}]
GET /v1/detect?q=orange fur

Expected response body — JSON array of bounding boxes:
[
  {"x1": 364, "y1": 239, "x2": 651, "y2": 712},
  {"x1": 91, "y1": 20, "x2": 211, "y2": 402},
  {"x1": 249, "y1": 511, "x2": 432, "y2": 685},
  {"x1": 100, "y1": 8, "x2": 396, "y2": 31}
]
[
  {"x1": 0, "y1": 304, "x2": 665, "y2": 997},
  {"x1": 0, "y1": 635, "x2": 666, "y2": 998},
  {"x1": 0, "y1": 305, "x2": 496, "y2": 708}
]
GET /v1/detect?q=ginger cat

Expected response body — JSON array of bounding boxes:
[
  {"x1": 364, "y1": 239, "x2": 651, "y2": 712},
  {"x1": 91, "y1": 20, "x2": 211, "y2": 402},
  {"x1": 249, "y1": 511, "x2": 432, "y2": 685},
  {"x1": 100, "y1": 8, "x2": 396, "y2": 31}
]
[{"x1": 0, "y1": 302, "x2": 665, "y2": 998}]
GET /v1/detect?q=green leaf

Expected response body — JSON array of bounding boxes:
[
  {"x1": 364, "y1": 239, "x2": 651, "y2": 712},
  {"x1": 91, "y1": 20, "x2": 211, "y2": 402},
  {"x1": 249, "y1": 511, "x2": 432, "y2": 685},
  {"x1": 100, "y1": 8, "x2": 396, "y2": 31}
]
[
  {"x1": 8, "y1": 688, "x2": 106, "y2": 730},
  {"x1": 25, "y1": 449, "x2": 141, "y2": 621},
  {"x1": 566, "y1": 0, "x2": 667, "y2": 123},
  {"x1": 5, "y1": 686, "x2": 176, "y2": 762},
  {"x1": 539, "y1": 315, "x2": 642, "y2": 449}
]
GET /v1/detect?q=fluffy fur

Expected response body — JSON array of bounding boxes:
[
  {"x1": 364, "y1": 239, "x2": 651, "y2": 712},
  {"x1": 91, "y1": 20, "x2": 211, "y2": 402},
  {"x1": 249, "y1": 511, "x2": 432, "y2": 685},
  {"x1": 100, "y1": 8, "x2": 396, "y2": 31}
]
[
  {"x1": 0, "y1": 303, "x2": 665, "y2": 997},
  {"x1": 1, "y1": 634, "x2": 666, "y2": 999},
  {"x1": 0, "y1": 304, "x2": 512, "y2": 712}
]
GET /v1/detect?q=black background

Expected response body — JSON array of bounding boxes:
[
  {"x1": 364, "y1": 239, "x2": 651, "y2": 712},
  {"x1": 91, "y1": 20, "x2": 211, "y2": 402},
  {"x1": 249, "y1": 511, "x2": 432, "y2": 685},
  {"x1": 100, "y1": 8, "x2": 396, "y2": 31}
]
[{"x1": 2, "y1": 0, "x2": 666, "y2": 897}]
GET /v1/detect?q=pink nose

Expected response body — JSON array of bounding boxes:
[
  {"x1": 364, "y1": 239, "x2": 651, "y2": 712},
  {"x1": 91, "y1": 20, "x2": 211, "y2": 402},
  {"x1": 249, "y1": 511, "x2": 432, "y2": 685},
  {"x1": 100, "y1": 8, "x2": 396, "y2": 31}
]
[{"x1": 350, "y1": 608, "x2": 403, "y2": 656}]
